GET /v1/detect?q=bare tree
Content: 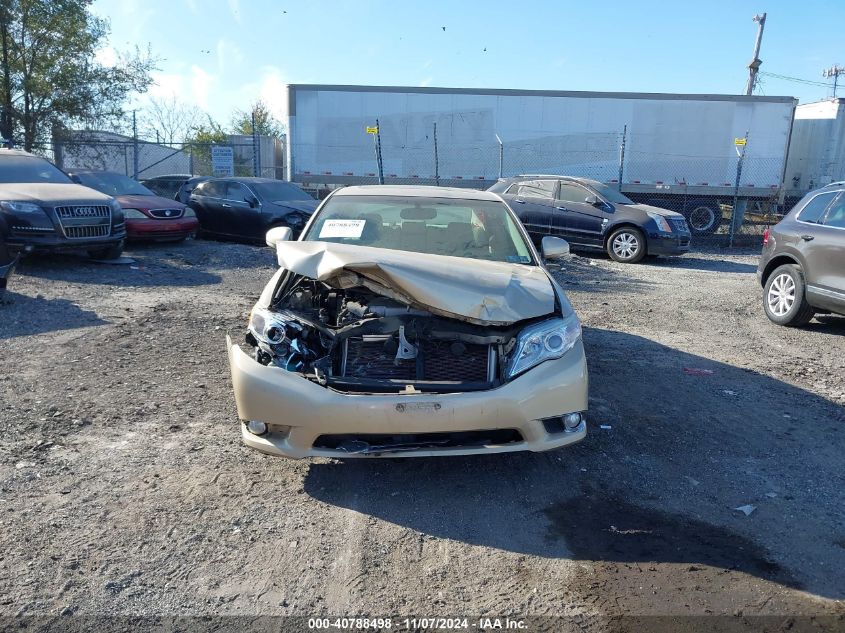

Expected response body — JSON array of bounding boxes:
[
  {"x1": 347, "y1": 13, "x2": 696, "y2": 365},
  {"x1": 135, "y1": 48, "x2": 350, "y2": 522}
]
[{"x1": 141, "y1": 96, "x2": 204, "y2": 145}]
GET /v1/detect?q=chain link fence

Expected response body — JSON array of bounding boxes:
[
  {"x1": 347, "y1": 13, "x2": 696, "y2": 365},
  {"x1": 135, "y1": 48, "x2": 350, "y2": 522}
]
[
  {"x1": 50, "y1": 133, "x2": 285, "y2": 182},
  {"x1": 295, "y1": 128, "x2": 789, "y2": 246}
]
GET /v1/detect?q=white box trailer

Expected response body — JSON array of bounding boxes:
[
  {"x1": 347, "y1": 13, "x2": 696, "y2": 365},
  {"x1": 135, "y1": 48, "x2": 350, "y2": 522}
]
[
  {"x1": 284, "y1": 84, "x2": 797, "y2": 234},
  {"x1": 783, "y1": 99, "x2": 845, "y2": 197}
]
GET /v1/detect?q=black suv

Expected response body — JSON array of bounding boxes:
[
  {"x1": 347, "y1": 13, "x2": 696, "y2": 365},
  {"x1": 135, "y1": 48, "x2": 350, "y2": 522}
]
[
  {"x1": 488, "y1": 176, "x2": 690, "y2": 263},
  {"x1": 0, "y1": 149, "x2": 126, "y2": 259},
  {"x1": 758, "y1": 183, "x2": 845, "y2": 326}
]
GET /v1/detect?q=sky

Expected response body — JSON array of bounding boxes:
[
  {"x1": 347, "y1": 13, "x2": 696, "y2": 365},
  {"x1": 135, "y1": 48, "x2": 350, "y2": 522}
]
[{"x1": 91, "y1": 0, "x2": 845, "y2": 127}]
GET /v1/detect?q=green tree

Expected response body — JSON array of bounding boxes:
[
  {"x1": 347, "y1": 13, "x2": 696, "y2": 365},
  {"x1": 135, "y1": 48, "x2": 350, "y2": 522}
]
[
  {"x1": 231, "y1": 100, "x2": 283, "y2": 138},
  {"x1": 184, "y1": 115, "x2": 232, "y2": 175},
  {"x1": 0, "y1": 0, "x2": 156, "y2": 151}
]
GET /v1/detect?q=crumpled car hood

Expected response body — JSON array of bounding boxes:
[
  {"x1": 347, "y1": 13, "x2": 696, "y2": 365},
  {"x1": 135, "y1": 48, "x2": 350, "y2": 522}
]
[{"x1": 275, "y1": 241, "x2": 555, "y2": 325}]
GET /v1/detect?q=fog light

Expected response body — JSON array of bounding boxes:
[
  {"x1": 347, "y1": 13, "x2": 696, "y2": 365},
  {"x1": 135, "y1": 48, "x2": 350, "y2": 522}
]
[
  {"x1": 246, "y1": 420, "x2": 268, "y2": 436},
  {"x1": 563, "y1": 412, "x2": 583, "y2": 431}
]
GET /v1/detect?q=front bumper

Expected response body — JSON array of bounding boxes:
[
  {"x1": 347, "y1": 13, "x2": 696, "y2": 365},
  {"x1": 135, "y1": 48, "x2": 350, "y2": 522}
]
[
  {"x1": 6, "y1": 230, "x2": 126, "y2": 254},
  {"x1": 227, "y1": 335, "x2": 589, "y2": 459},
  {"x1": 647, "y1": 232, "x2": 691, "y2": 256},
  {"x1": 126, "y1": 217, "x2": 199, "y2": 240}
]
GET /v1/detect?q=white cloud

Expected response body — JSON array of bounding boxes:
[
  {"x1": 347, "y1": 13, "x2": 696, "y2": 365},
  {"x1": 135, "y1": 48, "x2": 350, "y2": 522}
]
[
  {"x1": 258, "y1": 67, "x2": 288, "y2": 120},
  {"x1": 95, "y1": 45, "x2": 118, "y2": 67},
  {"x1": 216, "y1": 38, "x2": 244, "y2": 75},
  {"x1": 148, "y1": 71, "x2": 185, "y2": 100},
  {"x1": 227, "y1": 0, "x2": 242, "y2": 24},
  {"x1": 190, "y1": 65, "x2": 215, "y2": 111}
]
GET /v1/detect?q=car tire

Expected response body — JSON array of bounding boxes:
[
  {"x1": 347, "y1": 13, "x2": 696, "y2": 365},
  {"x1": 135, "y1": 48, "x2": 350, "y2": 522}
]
[
  {"x1": 87, "y1": 243, "x2": 124, "y2": 260},
  {"x1": 683, "y1": 199, "x2": 721, "y2": 235},
  {"x1": 607, "y1": 227, "x2": 646, "y2": 263},
  {"x1": 763, "y1": 264, "x2": 815, "y2": 326}
]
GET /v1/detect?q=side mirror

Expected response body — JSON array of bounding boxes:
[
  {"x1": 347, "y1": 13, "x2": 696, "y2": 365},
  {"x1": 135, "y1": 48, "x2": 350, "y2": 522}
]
[
  {"x1": 248, "y1": 196, "x2": 260, "y2": 209},
  {"x1": 541, "y1": 236, "x2": 570, "y2": 260},
  {"x1": 266, "y1": 226, "x2": 292, "y2": 248},
  {"x1": 584, "y1": 195, "x2": 600, "y2": 206}
]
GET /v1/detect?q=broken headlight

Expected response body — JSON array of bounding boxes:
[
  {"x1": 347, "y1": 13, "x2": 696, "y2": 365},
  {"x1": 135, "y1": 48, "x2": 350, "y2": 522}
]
[
  {"x1": 248, "y1": 307, "x2": 289, "y2": 345},
  {"x1": 505, "y1": 314, "x2": 581, "y2": 379}
]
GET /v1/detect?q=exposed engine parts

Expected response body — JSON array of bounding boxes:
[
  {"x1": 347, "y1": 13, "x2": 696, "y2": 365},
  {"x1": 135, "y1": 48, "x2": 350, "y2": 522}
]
[{"x1": 247, "y1": 274, "x2": 522, "y2": 392}]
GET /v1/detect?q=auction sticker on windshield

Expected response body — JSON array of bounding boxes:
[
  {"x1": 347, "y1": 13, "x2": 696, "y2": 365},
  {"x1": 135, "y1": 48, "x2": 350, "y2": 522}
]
[{"x1": 319, "y1": 219, "x2": 366, "y2": 239}]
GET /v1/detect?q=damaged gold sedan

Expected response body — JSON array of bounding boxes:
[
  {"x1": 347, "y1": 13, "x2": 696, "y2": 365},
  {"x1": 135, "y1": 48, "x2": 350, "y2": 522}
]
[{"x1": 227, "y1": 185, "x2": 588, "y2": 458}]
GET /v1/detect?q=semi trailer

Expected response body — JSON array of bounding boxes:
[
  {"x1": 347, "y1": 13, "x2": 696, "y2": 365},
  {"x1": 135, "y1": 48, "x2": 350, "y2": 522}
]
[{"x1": 283, "y1": 84, "x2": 798, "y2": 236}]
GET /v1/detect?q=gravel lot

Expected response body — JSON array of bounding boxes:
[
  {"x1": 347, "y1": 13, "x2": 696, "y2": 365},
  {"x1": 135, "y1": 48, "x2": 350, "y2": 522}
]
[{"x1": 1, "y1": 240, "x2": 843, "y2": 630}]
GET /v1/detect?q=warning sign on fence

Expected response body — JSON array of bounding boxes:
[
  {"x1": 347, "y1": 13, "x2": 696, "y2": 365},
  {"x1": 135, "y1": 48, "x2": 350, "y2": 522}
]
[{"x1": 211, "y1": 145, "x2": 234, "y2": 176}]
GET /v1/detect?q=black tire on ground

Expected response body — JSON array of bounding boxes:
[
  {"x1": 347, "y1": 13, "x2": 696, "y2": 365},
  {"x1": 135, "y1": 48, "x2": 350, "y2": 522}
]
[
  {"x1": 683, "y1": 199, "x2": 721, "y2": 235},
  {"x1": 606, "y1": 226, "x2": 647, "y2": 264},
  {"x1": 87, "y1": 243, "x2": 124, "y2": 260},
  {"x1": 0, "y1": 239, "x2": 17, "y2": 298},
  {"x1": 762, "y1": 264, "x2": 815, "y2": 327}
]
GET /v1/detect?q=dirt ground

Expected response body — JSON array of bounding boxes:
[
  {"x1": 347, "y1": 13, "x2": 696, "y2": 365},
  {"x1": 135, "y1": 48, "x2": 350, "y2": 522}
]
[{"x1": 1, "y1": 239, "x2": 844, "y2": 632}]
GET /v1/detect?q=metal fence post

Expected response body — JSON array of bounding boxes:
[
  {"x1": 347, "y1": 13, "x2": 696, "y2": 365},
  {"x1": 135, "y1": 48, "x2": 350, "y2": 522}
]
[
  {"x1": 496, "y1": 134, "x2": 503, "y2": 179},
  {"x1": 132, "y1": 111, "x2": 139, "y2": 180},
  {"x1": 433, "y1": 122, "x2": 440, "y2": 186},
  {"x1": 729, "y1": 131, "x2": 748, "y2": 248},
  {"x1": 375, "y1": 118, "x2": 384, "y2": 185},
  {"x1": 189, "y1": 144, "x2": 194, "y2": 175},
  {"x1": 617, "y1": 125, "x2": 627, "y2": 191},
  {"x1": 251, "y1": 110, "x2": 258, "y2": 177}
]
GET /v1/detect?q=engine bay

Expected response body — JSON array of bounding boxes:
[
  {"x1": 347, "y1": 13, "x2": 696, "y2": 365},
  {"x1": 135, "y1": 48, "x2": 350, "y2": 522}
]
[{"x1": 246, "y1": 274, "x2": 523, "y2": 393}]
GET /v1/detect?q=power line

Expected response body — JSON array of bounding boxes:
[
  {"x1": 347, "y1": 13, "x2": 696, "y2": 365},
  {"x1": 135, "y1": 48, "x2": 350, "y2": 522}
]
[
  {"x1": 758, "y1": 71, "x2": 830, "y2": 88},
  {"x1": 822, "y1": 65, "x2": 845, "y2": 97}
]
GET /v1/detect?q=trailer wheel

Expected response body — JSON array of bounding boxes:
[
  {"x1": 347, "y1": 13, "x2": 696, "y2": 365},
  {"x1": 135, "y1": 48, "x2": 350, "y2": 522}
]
[{"x1": 683, "y1": 200, "x2": 721, "y2": 235}]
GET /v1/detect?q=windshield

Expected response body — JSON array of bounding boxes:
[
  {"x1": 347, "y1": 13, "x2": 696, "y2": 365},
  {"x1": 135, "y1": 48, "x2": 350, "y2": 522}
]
[
  {"x1": 253, "y1": 180, "x2": 311, "y2": 202},
  {"x1": 590, "y1": 182, "x2": 635, "y2": 204},
  {"x1": 0, "y1": 156, "x2": 72, "y2": 184},
  {"x1": 304, "y1": 195, "x2": 535, "y2": 265},
  {"x1": 75, "y1": 172, "x2": 155, "y2": 196}
]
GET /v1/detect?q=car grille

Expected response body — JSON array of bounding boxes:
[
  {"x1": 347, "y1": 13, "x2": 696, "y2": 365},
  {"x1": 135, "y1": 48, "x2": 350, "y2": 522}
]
[
  {"x1": 55, "y1": 205, "x2": 111, "y2": 219},
  {"x1": 148, "y1": 208, "x2": 184, "y2": 219},
  {"x1": 669, "y1": 217, "x2": 689, "y2": 233},
  {"x1": 313, "y1": 429, "x2": 523, "y2": 453},
  {"x1": 64, "y1": 225, "x2": 111, "y2": 239},
  {"x1": 342, "y1": 336, "x2": 492, "y2": 383},
  {"x1": 53, "y1": 205, "x2": 112, "y2": 239}
]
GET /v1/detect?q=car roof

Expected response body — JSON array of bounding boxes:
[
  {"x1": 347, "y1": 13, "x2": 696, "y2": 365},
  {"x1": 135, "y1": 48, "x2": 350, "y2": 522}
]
[
  {"x1": 818, "y1": 181, "x2": 845, "y2": 191},
  {"x1": 142, "y1": 174, "x2": 194, "y2": 180},
  {"x1": 498, "y1": 175, "x2": 602, "y2": 186},
  {"x1": 67, "y1": 169, "x2": 123, "y2": 176},
  {"x1": 0, "y1": 148, "x2": 47, "y2": 159},
  {"x1": 333, "y1": 185, "x2": 502, "y2": 201},
  {"x1": 210, "y1": 177, "x2": 297, "y2": 184}
]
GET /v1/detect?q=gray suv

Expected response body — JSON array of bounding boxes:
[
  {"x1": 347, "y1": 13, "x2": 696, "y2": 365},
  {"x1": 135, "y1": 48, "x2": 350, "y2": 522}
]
[
  {"x1": 0, "y1": 149, "x2": 126, "y2": 259},
  {"x1": 758, "y1": 183, "x2": 845, "y2": 326}
]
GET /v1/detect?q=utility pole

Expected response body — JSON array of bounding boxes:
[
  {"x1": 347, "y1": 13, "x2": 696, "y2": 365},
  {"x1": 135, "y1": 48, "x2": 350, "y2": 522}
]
[
  {"x1": 745, "y1": 13, "x2": 767, "y2": 96},
  {"x1": 823, "y1": 65, "x2": 845, "y2": 98}
]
